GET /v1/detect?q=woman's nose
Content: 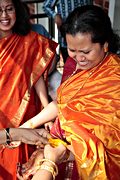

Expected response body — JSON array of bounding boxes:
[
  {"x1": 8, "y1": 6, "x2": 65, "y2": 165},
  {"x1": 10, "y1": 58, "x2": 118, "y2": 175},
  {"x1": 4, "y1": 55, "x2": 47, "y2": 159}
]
[
  {"x1": 75, "y1": 53, "x2": 86, "y2": 61},
  {"x1": 1, "y1": 10, "x2": 8, "y2": 17}
]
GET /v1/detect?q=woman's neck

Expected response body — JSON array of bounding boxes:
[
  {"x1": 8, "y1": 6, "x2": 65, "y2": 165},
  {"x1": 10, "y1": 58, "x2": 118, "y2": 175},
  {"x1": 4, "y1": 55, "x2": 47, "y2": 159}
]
[{"x1": 0, "y1": 30, "x2": 12, "y2": 39}]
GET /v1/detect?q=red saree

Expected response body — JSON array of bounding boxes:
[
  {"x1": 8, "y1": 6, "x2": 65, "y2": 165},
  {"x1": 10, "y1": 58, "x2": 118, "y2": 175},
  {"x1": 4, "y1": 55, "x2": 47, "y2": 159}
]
[
  {"x1": 56, "y1": 53, "x2": 120, "y2": 179},
  {"x1": 0, "y1": 31, "x2": 57, "y2": 180},
  {"x1": 61, "y1": 56, "x2": 77, "y2": 83}
]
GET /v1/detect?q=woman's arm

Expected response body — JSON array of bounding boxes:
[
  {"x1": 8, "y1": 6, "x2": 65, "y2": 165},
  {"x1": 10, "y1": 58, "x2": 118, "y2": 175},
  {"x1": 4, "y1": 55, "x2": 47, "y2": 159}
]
[
  {"x1": 20, "y1": 74, "x2": 58, "y2": 129},
  {"x1": 20, "y1": 101, "x2": 58, "y2": 128},
  {"x1": 35, "y1": 76, "x2": 49, "y2": 108},
  {"x1": 32, "y1": 144, "x2": 66, "y2": 180},
  {"x1": 0, "y1": 129, "x2": 6, "y2": 144},
  {"x1": 0, "y1": 128, "x2": 51, "y2": 145}
]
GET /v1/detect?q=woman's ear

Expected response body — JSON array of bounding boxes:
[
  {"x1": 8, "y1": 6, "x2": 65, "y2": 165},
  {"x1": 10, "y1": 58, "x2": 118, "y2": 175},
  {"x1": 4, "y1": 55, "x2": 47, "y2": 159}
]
[{"x1": 103, "y1": 42, "x2": 108, "y2": 52}]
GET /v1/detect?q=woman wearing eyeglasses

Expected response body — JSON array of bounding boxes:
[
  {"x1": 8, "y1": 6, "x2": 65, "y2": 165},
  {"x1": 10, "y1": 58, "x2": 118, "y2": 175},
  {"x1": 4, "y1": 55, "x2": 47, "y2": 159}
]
[{"x1": 0, "y1": 0, "x2": 57, "y2": 179}]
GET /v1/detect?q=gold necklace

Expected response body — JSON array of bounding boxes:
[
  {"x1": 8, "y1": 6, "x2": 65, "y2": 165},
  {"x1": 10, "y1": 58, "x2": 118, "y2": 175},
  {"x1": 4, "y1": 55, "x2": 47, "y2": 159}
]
[{"x1": 59, "y1": 52, "x2": 109, "y2": 104}]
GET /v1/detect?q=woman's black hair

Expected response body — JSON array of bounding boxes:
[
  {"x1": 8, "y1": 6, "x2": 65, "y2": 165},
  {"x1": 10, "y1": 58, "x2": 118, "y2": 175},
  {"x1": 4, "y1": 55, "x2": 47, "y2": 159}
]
[
  {"x1": 12, "y1": 0, "x2": 31, "y2": 35},
  {"x1": 62, "y1": 5, "x2": 120, "y2": 53}
]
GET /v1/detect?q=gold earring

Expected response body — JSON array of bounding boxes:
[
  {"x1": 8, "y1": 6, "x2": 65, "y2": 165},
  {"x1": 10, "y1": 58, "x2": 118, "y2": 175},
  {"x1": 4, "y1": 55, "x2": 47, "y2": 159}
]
[{"x1": 104, "y1": 46, "x2": 108, "y2": 53}]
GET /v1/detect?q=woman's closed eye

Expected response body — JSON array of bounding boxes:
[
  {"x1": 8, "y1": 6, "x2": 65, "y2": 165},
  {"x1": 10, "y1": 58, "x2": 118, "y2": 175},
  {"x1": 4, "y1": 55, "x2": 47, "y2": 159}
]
[
  {"x1": 69, "y1": 49, "x2": 91, "y2": 55},
  {"x1": 81, "y1": 51, "x2": 91, "y2": 54}
]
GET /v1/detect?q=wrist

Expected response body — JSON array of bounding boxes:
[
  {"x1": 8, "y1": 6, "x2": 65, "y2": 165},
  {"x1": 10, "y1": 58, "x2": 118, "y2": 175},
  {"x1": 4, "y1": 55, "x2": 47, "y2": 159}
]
[
  {"x1": 4, "y1": 128, "x2": 12, "y2": 145},
  {"x1": 1, "y1": 129, "x2": 8, "y2": 144},
  {"x1": 20, "y1": 120, "x2": 34, "y2": 129},
  {"x1": 38, "y1": 159, "x2": 58, "y2": 179},
  {"x1": 42, "y1": 161, "x2": 55, "y2": 169},
  {"x1": 10, "y1": 128, "x2": 19, "y2": 141}
]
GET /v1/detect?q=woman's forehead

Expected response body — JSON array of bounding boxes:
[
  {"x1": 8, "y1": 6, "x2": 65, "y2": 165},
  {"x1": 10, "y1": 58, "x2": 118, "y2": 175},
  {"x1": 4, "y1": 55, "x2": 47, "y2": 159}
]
[{"x1": 0, "y1": 0, "x2": 13, "y2": 6}]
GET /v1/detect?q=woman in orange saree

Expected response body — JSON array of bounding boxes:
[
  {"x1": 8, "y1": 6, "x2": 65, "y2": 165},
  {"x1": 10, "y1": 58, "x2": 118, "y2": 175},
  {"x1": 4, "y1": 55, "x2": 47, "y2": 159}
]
[
  {"x1": 56, "y1": 53, "x2": 120, "y2": 179},
  {"x1": 17, "y1": 5, "x2": 120, "y2": 180},
  {"x1": 0, "y1": 0, "x2": 57, "y2": 179},
  {"x1": 19, "y1": 55, "x2": 120, "y2": 180},
  {"x1": 54, "y1": 5, "x2": 120, "y2": 179}
]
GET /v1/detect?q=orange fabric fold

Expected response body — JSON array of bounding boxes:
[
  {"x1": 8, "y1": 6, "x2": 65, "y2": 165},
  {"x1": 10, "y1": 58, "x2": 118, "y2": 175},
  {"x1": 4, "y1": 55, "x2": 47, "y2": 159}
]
[
  {"x1": 0, "y1": 31, "x2": 57, "y2": 180},
  {"x1": 57, "y1": 53, "x2": 120, "y2": 179}
]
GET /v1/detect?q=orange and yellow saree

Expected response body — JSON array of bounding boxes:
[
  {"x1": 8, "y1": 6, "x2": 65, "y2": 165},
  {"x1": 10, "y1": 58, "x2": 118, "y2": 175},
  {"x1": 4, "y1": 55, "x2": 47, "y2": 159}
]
[
  {"x1": 0, "y1": 31, "x2": 57, "y2": 180},
  {"x1": 57, "y1": 53, "x2": 120, "y2": 179}
]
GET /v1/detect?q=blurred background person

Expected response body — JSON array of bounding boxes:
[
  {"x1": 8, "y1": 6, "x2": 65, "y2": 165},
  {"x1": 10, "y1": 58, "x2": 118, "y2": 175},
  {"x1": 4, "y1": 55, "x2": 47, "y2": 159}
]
[{"x1": 43, "y1": 0, "x2": 93, "y2": 63}]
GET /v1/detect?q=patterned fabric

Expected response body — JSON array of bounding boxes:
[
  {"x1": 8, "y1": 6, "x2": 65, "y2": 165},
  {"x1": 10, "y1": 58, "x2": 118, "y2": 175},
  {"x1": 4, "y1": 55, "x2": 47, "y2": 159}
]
[
  {"x1": 0, "y1": 31, "x2": 57, "y2": 180},
  {"x1": 43, "y1": 0, "x2": 93, "y2": 47},
  {"x1": 57, "y1": 53, "x2": 120, "y2": 179}
]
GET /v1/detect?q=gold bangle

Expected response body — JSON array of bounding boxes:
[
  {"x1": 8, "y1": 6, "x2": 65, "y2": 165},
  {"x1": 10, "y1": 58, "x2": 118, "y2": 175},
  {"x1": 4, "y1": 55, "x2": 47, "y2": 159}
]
[
  {"x1": 40, "y1": 164, "x2": 56, "y2": 179},
  {"x1": 38, "y1": 159, "x2": 58, "y2": 176}
]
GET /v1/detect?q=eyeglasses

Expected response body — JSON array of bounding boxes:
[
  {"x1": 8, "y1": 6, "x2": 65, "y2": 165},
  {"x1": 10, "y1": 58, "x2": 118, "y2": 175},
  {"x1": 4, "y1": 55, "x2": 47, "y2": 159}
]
[{"x1": 0, "y1": 6, "x2": 15, "y2": 16}]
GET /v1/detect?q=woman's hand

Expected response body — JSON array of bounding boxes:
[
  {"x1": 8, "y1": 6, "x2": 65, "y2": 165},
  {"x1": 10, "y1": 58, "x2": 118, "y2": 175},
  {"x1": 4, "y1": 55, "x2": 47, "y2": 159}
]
[
  {"x1": 10, "y1": 128, "x2": 51, "y2": 146},
  {"x1": 19, "y1": 128, "x2": 51, "y2": 145},
  {"x1": 6, "y1": 128, "x2": 51, "y2": 149},
  {"x1": 44, "y1": 143, "x2": 67, "y2": 164},
  {"x1": 44, "y1": 121, "x2": 54, "y2": 132},
  {"x1": 17, "y1": 148, "x2": 44, "y2": 180},
  {"x1": 7, "y1": 141, "x2": 21, "y2": 148},
  {"x1": 31, "y1": 144, "x2": 67, "y2": 180},
  {"x1": 54, "y1": 14, "x2": 63, "y2": 29}
]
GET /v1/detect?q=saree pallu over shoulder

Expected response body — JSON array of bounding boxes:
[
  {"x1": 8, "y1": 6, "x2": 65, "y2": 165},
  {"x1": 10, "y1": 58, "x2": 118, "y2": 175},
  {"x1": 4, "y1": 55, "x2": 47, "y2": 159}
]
[
  {"x1": 57, "y1": 54, "x2": 120, "y2": 179},
  {"x1": 0, "y1": 32, "x2": 57, "y2": 180},
  {"x1": 0, "y1": 31, "x2": 57, "y2": 128}
]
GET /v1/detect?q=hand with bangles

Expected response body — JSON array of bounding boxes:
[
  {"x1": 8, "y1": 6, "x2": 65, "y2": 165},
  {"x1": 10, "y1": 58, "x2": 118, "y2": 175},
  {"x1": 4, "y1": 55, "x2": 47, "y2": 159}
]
[
  {"x1": 1, "y1": 128, "x2": 51, "y2": 148},
  {"x1": 17, "y1": 139, "x2": 68, "y2": 180},
  {"x1": 8, "y1": 121, "x2": 54, "y2": 148},
  {"x1": 17, "y1": 147, "x2": 44, "y2": 180}
]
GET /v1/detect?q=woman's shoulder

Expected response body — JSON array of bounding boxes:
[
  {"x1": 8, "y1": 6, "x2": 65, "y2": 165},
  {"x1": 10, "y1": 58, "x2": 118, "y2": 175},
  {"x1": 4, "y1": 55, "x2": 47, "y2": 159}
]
[
  {"x1": 108, "y1": 53, "x2": 120, "y2": 65},
  {"x1": 27, "y1": 30, "x2": 51, "y2": 41},
  {"x1": 26, "y1": 30, "x2": 40, "y2": 38},
  {"x1": 23, "y1": 30, "x2": 47, "y2": 43}
]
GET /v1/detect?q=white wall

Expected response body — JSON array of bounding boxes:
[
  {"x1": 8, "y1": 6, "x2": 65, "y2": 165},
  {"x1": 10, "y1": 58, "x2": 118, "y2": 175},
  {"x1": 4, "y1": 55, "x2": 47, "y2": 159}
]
[
  {"x1": 109, "y1": 0, "x2": 120, "y2": 36},
  {"x1": 36, "y1": 2, "x2": 49, "y2": 32}
]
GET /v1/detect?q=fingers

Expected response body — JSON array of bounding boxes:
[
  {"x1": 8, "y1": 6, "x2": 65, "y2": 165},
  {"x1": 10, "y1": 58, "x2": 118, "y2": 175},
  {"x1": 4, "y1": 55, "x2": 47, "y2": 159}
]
[
  {"x1": 16, "y1": 172, "x2": 24, "y2": 180},
  {"x1": 16, "y1": 163, "x2": 25, "y2": 180},
  {"x1": 44, "y1": 124, "x2": 50, "y2": 132},
  {"x1": 44, "y1": 122, "x2": 54, "y2": 132},
  {"x1": 36, "y1": 136, "x2": 48, "y2": 145},
  {"x1": 67, "y1": 145, "x2": 74, "y2": 154},
  {"x1": 5, "y1": 141, "x2": 21, "y2": 149},
  {"x1": 20, "y1": 128, "x2": 50, "y2": 145},
  {"x1": 44, "y1": 144, "x2": 67, "y2": 164},
  {"x1": 36, "y1": 128, "x2": 52, "y2": 139}
]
